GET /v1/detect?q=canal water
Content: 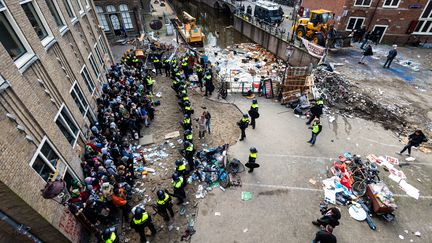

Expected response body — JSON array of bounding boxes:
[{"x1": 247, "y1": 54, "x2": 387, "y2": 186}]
[{"x1": 168, "y1": 0, "x2": 250, "y2": 49}]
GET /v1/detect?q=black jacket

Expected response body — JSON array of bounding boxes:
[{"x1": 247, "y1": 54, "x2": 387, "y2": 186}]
[
  {"x1": 387, "y1": 49, "x2": 397, "y2": 59},
  {"x1": 313, "y1": 230, "x2": 337, "y2": 243},
  {"x1": 409, "y1": 132, "x2": 427, "y2": 146},
  {"x1": 310, "y1": 105, "x2": 323, "y2": 116}
]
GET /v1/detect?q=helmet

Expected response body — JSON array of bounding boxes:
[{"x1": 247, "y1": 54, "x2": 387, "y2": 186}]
[
  {"x1": 184, "y1": 101, "x2": 191, "y2": 106},
  {"x1": 157, "y1": 190, "x2": 165, "y2": 199},
  {"x1": 243, "y1": 113, "x2": 249, "y2": 118},
  {"x1": 134, "y1": 207, "x2": 144, "y2": 218},
  {"x1": 252, "y1": 99, "x2": 257, "y2": 104},
  {"x1": 181, "y1": 93, "x2": 188, "y2": 98},
  {"x1": 175, "y1": 159, "x2": 183, "y2": 166},
  {"x1": 250, "y1": 147, "x2": 257, "y2": 153},
  {"x1": 172, "y1": 172, "x2": 179, "y2": 181},
  {"x1": 102, "y1": 228, "x2": 111, "y2": 239},
  {"x1": 184, "y1": 114, "x2": 190, "y2": 118},
  {"x1": 184, "y1": 129, "x2": 191, "y2": 135},
  {"x1": 183, "y1": 141, "x2": 191, "y2": 147}
]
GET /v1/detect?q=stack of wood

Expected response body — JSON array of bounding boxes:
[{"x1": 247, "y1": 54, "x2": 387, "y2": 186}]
[{"x1": 280, "y1": 67, "x2": 314, "y2": 105}]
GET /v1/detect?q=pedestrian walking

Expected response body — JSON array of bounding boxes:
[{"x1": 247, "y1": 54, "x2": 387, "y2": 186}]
[
  {"x1": 383, "y1": 44, "x2": 398, "y2": 68},
  {"x1": 248, "y1": 99, "x2": 259, "y2": 129},
  {"x1": 245, "y1": 147, "x2": 259, "y2": 173},
  {"x1": 312, "y1": 225, "x2": 337, "y2": 243},
  {"x1": 360, "y1": 31, "x2": 371, "y2": 49},
  {"x1": 237, "y1": 114, "x2": 250, "y2": 141},
  {"x1": 156, "y1": 190, "x2": 174, "y2": 221},
  {"x1": 358, "y1": 44, "x2": 373, "y2": 64},
  {"x1": 307, "y1": 118, "x2": 322, "y2": 146},
  {"x1": 203, "y1": 109, "x2": 211, "y2": 133},
  {"x1": 306, "y1": 98, "x2": 323, "y2": 125},
  {"x1": 397, "y1": 130, "x2": 427, "y2": 157},
  {"x1": 170, "y1": 172, "x2": 186, "y2": 205},
  {"x1": 198, "y1": 113, "x2": 207, "y2": 139},
  {"x1": 130, "y1": 207, "x2": 157, "y2": 243}
]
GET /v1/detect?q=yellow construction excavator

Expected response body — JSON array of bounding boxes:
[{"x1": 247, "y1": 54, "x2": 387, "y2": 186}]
[
  {"x1": 293, "y1": 9, "x2": 349, "y2": 48},
  {"x1": 172, "y1": 11, "x2": 205, "y2": 47}
]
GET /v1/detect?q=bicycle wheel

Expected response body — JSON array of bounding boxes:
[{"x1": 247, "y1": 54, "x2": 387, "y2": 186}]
[{"x1": 352, "y1": 180, "x2": 367, "y2": 197}]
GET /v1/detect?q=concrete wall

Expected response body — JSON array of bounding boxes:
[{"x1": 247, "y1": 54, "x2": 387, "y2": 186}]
[{"x1": 234, "y1": 16, "x2": 319, "y2": 66}]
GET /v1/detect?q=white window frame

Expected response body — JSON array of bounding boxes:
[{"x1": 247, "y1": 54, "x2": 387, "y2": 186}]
[
  {"x1": 98, "y1": 35, "x2": 108, "y2": 54},
  {"x1": 0, "y1": 0, "x2": 35, "y2": 70},
  {"x1": 119, "y1": 4, "x2": 133, "y2": 29},
  {"x1": 20, "y1": 0, "x2": 55, "y2": 47},
  {"x1": 85, "y1": 0, "x2": 90, "y2": 10},
  {"x1": 46, "y1": 0, "x2": 68, "y2": 33},
  {"x1": 106, "y1": 5, "x2": 116, "y2": 13},
  {"x1": 413, "y1": 1, "x2": 432, "y2": 35},
  {"x1": 354, "y1": 0, "x2": 372, "y2": 7},
  {"x1": 94, "y1": 42, "x2": 103, "y2": 64},
  {"x1": 382, "y1": 0, "x2": 401, "y2": 8},
  {"x1": 54, "y1": 104, "x2": 81, "y2": 147},
  {"x1": 345, "y1": 17, "x2": 365, "y2": 31},
  {"x1": 80, "y1": 65, "x2": 95, "y2": 93},
  {"x1": 63, "y1": 0, "x2": 77, "y2": 22},
  {"x1": 95, "y1": 5, "x2": 109, "y2": 31},
  {"x1": 30, "y1": 136, "x2": 79, "y2": 182},
  {"x1": 75, "y1": 0, "x2": 84, "y2": 15},
  {"x1": 70, "y1": 81, "x2": 89, "y2": 116},
  {"x1": 88, "y1": 53, "x2": 100, "y2": 78}
]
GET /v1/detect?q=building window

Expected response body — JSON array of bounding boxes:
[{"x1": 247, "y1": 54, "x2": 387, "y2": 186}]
[
  {"x1": 95, "y1": 6, "x2": 109, "y2": 31},
  {"x1": 63, "y1": 0, "x2": 76, "y2": 21},
  {"x1": 119, "y1": 4, "x2": 133, "y2": 29},
  {"x1": 75, "y1": 0, "x2": 83, "y2": 14},
  {"x1": 346, "y1": 17, "x2": 365, "y2": 31},
  {"x1": 30, "y1": 138, "x2": 79, "y2": 183},
  {"x1": 88, "y1": 53, "x2": 100, "y2": 77},
  {"x1": 94, "y1": 43, "x2": 103, "y2": 64},
  {"x1": 45, "y1": 0, "x2": 67, "y2": 31},
  {"x1": 0, "y1": 0, "x2": 34, "y2": 68},
  {"x1": 106, "y1": 5, "x2": 115, "y2": 12},
  {"x1": 354, "y1": 0, "x2": 371, "y2": 7},
  {"x1": 80, "y1": 65, "x2": 95, "y2": 93},
  {"x1": 99, "y1": 36, "x2": 108, "y2": 54},
  {"x1": 70, "y1": 82, "x2": 89, "y2": 116},
  {"x1": 414, "y1": 1, "x2": 432, "y2": 34},
  {"x1": 84, "y1": 0, "x2": 90, "y2": 9},
  {"x1": 55, "y1": 105, "x2": 80, "y2": 145},
  {"x1": 383, "y1": 0, "x2": 400, "y2": 8},
  {"x1": 21, "y1": 0, "x2": 54, "y2": 46}
]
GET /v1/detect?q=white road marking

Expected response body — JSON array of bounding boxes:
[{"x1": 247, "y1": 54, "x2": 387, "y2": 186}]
[
  {"x1": 359, "y1": 137, "x2": 401, "y2": 148},
  {"x1": 242, "y1": 182, "x2": 432, "y2": 200}
]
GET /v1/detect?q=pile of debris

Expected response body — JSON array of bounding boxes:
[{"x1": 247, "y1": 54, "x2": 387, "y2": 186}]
[{"x1": 313, "y1": 69, "x2": 410, "y2": 131}]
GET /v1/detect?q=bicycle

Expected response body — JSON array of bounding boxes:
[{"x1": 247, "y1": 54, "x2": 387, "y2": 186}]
[{"x1": 217, "y1": 81, "x2": 228, "y2": 100}]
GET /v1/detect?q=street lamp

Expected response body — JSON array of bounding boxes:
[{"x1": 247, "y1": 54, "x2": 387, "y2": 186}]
[{"x1": 283, "y1": 45, "x2": 294, "y2": 85}]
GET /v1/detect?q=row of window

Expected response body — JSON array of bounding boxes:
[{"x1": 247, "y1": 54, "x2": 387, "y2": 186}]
[
  {"x1": 415, "y1": 0, "x2": 432, "y2": 34},
  {"x1": 354, "y1": 0, "x2": 401, "y2": 8},
  {"x1": 95, "y1": 4, "x2": 133, "y2": 31},
  {"x1": 0, "y1": 0, "x2": 93, "y2": 70}
]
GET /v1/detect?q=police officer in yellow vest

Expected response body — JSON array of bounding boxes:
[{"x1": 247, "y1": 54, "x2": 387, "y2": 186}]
[
  {"x1": 101, "y1": 227, "x2": 119, "y2": 243},
  {"x1": 156, "y1": 190, "x2": 174, "y2": 221},
  {"x1": 171, "y1": 172, "x2": 186, "y2": 205},
  {"x1": 132, "y1": 56, "x2": 139, "y2": 68},
  {"x1": 196, "y1": 65, "x2": 204, "y2": 90},
  {"x1": 183, "y1": 100, "x2": 192, "y2": 115},
  {"x1": 175, "y1": 159, "x2": 187, "y2": 176},
  {"x1": 184, "y1": 129, "x2": 193, "y2": 144},
  {"x1": 145, "y1": 75, "x2": 154, "y2": 93},
  {"x1": 248, "y1": 99, "x2": 259, "y2": 129},
  {"x1": 182, "y1": 113, "x2": 192, "y2": 130},
  {"x1": 246, "y1": 147, "x2": 259, "y2": 173},
  {"x1": 163, "y1": 58, "x2": 171, "y2": 77},
  {"x1": 183, "y1": 141, "x2": 195, "y2": 170},
  {"x1": 308, "y1": 118, "x2": 322, "y2": 146},
  {"x1": 153, "y1": 56, "x2": 163, "y2": 75},
  {"x1": 130, "y1": 207, "x2": 156, "y2": 243},
  {"x1": 238, "y1": 114, "x2": 250, "y2": 141}
]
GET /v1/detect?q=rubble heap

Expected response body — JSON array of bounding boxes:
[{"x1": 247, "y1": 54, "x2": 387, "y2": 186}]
[{"x1": 313, "y1": 69, "x2": 409, "y2": 131}]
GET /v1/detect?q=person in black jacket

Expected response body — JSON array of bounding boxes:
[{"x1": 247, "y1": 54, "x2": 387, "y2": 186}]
[
  {"x1": 398, "y1": 130, "x2": 427, "y2": 156},
  {"x1": 312, "y1": 225, "x2": 337, "y2": 243},
  {"x1": 358, "y1": 44, "x2": 373, "y2": 64},
  {"x1": 383, "y1": 45, "x2": 398, "y2": 68},
  {"x1": 238, "y1": 114, "x2": 250, "y2": 141},
  {"x1": 312, "y1": 207, "x2": 341, "y2": 228},
  {"x1": 248, "y1": 99, "x2": 259, "y2": 129},
  {"x1": 306, "y1": 99, "x2": 323, "y2": 125}
]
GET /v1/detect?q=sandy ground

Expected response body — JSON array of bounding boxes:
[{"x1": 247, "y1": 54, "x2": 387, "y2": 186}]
[
  {"x1": 123, "y1": 74, "x2": 241, "y2": 243},
  {"x1": 328, "y1": 44, "x2": 432, "y2": 148}
]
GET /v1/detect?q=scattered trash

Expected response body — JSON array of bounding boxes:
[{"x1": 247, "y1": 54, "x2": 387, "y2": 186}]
[
  {"x1": 309, "y1": 178, "x2": 317, "y2": 185},
  {"x1": 414, "y1": 231, "x2": 421, "y2": 237},
  {"x1": 404, "y1": 230, "x2": 409, "y2": 234},
  {"x1": 405, "y1": 157, "x2": 416, "y2": 162},
  {"x1": 399, "y1": 235, "x2": 405, "y2": 240},
  {"x1": 155, "y1": 92, "x2": 162, "y2": 97},
  {"x1": 168, "y1": 225, "x2": 174, "y2": 231},
  {"x1": 214, "y1": 212, "x2": 221, "y2": 216},
  {"x1": 328, "y1": 116, "x2": 336, "y2": 123},
  {"x1": 243, "y1": 228, "x2": 248, "y2": 233},
  {"x1": 241, "y1": 191, "x2": 253, "y2": 201},
  {"x1": 164, "y1": 131, "x2": 180, "y2": 139}
]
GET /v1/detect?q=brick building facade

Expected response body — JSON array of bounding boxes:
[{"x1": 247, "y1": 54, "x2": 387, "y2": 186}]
[
  {"x1": 94, "y1": 0, "x2": 148, "y2": 40},
  {"x1": 0, "y1": 0, "x2": 112, "y2": 242},
  {"x1": 301, "y1": 0, "x2": 432, "y2": 44}
]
